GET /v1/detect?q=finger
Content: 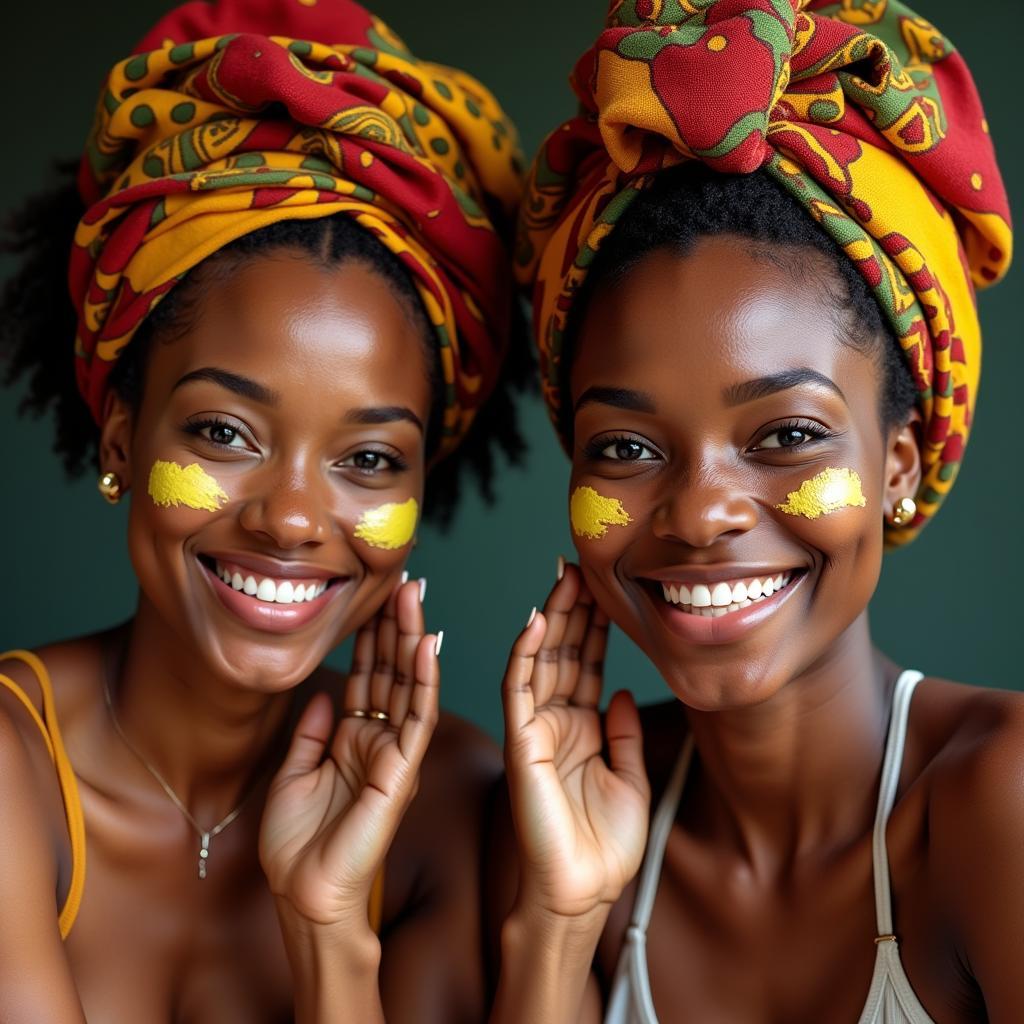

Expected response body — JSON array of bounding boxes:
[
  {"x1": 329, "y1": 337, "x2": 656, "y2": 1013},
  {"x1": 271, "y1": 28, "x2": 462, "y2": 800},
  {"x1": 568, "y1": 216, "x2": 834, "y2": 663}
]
[
  {"x1": 369, "y1": 582, "x2": 401, "y2": 715},
  {"x1": 531, "y1": 562, "x2": 582, "y2": 707},
  {"x1": 396, "y1": 632, "x2": 441, "y2": 769},
  {"x1": 552, "y1": 579, "x2": 596, "y2": 703},
  {"x1": 345, "y1": 615, "x2": 378, "y2": 713},
  {"x1": 272, "y1": 692, "x2": 333, "y2": 786},
  {"x1": 572, "y1": 605, "x2": 610, "y2": 710},
  {"x1": 501, "y1": 609, "x2": 548, "y2": 741},
  {"x1": 389, "y1": 579, "x2": 426, "y2": 728},
  {"x1": 604, "y1": 689, "x2": 649, "y2": 800}
]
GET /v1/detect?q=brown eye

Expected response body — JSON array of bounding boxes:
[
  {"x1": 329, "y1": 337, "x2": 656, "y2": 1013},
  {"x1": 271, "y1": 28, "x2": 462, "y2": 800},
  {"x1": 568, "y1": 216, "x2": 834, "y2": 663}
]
[
  {"x1": 600, "y1": 439, "x2": 656, "y2": 461},
  {"x1": 755, "y1": 423, "x2": 827, "y2": 450},
  {"x1": 210, "y1": 424, "x2": 239, "y2": 446},
  {"x1": 340, "y1": 449, "x2": 398, "y2": 474}
]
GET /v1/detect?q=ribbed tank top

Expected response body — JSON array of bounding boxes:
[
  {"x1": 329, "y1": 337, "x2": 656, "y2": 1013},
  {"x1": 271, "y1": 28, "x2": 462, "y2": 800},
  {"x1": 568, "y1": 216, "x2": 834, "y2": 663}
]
[{"x1": 605, "y1": 669, "x2": 934, "y2": 1024}]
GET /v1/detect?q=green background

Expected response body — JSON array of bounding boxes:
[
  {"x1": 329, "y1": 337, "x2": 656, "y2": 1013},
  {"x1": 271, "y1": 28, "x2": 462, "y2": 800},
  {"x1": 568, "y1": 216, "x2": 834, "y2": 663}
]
[{"x1": 1, "y1": 0, "x2": 1020, "y2": 740}]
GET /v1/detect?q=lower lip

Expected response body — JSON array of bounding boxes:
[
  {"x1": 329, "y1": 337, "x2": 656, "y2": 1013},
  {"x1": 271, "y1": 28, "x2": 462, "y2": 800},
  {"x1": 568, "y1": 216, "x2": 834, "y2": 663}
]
[
  {"x1": 648, "y1": 574, "x2": 805, "y2": 646},
  {"x1": 201, "y1": 561, "x2": 342, "y2": 634}
]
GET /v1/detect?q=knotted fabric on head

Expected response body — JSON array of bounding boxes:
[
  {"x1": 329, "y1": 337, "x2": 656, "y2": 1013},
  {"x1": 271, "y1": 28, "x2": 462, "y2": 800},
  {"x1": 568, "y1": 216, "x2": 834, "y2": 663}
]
[
  {"x1": 518, "y1": 0, "x2": 1012, "y2": 543},
  {"x1": 72, "y1": 0, "x2": 522, "y2": 456}
]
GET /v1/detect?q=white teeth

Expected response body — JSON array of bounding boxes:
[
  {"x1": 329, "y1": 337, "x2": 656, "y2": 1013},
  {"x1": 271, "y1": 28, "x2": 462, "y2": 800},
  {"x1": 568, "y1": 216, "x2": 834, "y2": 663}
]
[
  {"x1": 231, "y1": 572, "x2": 244, "y2": 591},
  {"x1": 306, "y1": 585, "x2": 317, "y2": 601},
  {"x1": 678, "y1": 583, "x2": 691, "y2": 604},
  {"x1": 691, "y1": 584, "x2": 712, "y2": 608},
  {"x1": 669, "y1": 585, "x2": 679, "y2": 603},
  {"x1": 711, "y1": 607, "x2": 727, "y2": 617},
  {"x1": 747, "y1": 579, "x2": 763, "y2": 600},
  {"x1": 256, "y1": 578, "x2": 276, "y2": 602},
  {"x1": 762, "y1": 577, "x2": 775, "y2": 597},
  {"x1": 711, "y1": 582, "x2": 733, "y2": 607},
  {"x1": 740, "y1": 599, "x2": 752, "y2": 608},
  {"x1": 731, "y1": 581, "x2": 748, "y2": 603},
  {"x1": 276, "y1": 581, "x2": 294, "y2": 604},
  {"x1": 243, "y1": 575, "x2": 257, "y2": 596},
  {"x1": 773, "y1": 574, "x2": 784, "y2": 590},
  {"x1": 659, "y1": 571, "x2": 799, "y2": 617},
  {"x1": 293, "y1": 584, "x2": 306, "y2": 602}
]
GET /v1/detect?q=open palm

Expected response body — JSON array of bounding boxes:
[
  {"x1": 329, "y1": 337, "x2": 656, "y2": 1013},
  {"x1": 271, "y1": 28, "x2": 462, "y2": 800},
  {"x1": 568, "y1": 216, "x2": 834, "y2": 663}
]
[
  {"x1": 503, "y1": 565, "x2": 650, "y2": 918},
  {"x1": 260, "y1": 579, "x2": 439, "y2": 926}
]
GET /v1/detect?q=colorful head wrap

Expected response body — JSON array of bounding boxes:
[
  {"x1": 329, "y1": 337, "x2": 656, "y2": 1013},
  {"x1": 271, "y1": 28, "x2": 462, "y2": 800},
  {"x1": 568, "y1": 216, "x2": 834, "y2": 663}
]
[
  {"x1": 72, "y1": 0, "x2": 522, "y2": 456},
  {"x1": 518, "y1": 0, "x2": 1012, "y2": 542}
]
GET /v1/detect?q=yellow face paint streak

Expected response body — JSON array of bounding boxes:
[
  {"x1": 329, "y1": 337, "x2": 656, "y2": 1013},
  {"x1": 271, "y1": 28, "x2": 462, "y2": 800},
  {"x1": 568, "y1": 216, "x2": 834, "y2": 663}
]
[
  {"x1": 775, "y1": 467, "x2": 866, "y2": 520},
  {"x1": 570, "y1": 486, "x2": 632, "y2": 540},
  {"x1": 354, "y1": 498, "x2": 419, "y2": 550},
  {"x1": 147, "y1": 460, "x2": 228, "y2": 511}
]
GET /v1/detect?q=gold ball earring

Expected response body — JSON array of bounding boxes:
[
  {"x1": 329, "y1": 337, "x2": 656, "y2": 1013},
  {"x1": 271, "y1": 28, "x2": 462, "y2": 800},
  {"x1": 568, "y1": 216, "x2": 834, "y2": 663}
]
[
  {"x1": 98, "y1": 471, "x2": 123, "y2": 504},
  {"x1": 890, "y1": 496, "x2": 917, "y2": 527}
]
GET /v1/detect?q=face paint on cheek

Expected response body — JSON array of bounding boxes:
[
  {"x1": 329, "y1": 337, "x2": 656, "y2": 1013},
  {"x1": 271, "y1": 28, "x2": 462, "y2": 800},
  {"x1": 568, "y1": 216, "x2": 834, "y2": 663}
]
[
  {"x1": 775, "y1": 467, "x2": 866, "y2": 520},
  {"x1": 354, "y1": 497, "x2": 419, "y2": 550},
  {"x1": 147, "y1": 460, "x2": 228, "y2": 511},
  {"x1": 570, "y1": 486, "x2": 632, "y2": 540}
]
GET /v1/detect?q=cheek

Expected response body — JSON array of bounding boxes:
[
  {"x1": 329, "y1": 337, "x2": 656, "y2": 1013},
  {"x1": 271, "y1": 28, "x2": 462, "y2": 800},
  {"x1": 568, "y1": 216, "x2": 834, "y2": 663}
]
[
  {"x1": 351, "y1": 497, "x2": 419, "y2": 553},
  {"x1": 146, "y1": 459, "x2": 228, "y2": 512},
  {"x1": 569, "y1": 485, "x2": 633, "y2": 541},
  {"x1": 774, "y1": 467, "x2": 866, "y2": 521}
]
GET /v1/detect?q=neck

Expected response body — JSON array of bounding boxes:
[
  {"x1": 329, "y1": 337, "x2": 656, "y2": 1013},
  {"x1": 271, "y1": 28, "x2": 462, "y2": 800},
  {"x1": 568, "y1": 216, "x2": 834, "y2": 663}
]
[
  {"x1": 105, "y1": 599, "x2": 295, "y2": 825},
  {"x1": 683, "y1": 613, "x2": 896, "y2": 879}
]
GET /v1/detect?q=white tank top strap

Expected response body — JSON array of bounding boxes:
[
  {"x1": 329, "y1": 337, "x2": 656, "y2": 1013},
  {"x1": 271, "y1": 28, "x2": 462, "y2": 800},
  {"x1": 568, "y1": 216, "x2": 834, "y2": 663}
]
[{"x1": 871, "y1": 669, "x2": 924, "y2": 938}]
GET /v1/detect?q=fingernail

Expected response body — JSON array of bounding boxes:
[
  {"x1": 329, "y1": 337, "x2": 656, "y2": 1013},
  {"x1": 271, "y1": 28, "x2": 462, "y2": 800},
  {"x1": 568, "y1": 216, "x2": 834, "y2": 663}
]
[
  {"x1": 419, "y1": 577, "x2": 427, "y2": 602},
  {"x1": 434, "y1": 630, "x2": 444, "y2": 657},
  {"x1": 527, "y1": 606, "x2": 537, "y2": 627},
  {"x1": 400, "y1": 570, "x2": 409, "y2": 584},
  {"x1": 556, "y1": 555, "x2": 566, "y2": 581}
]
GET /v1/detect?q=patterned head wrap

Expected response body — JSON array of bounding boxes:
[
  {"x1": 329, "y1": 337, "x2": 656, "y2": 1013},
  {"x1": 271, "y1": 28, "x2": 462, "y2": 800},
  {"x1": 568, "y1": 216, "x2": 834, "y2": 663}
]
[
  {"x1": 72, "y1": 0, "x2": 522, "y2": 456},
  {"x1": 518, "y1": 0, "x2": 1012, "y2": 542}
]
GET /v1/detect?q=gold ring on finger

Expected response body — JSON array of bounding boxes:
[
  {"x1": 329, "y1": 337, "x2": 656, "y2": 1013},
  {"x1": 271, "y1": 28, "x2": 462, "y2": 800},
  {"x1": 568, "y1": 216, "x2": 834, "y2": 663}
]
[
  {"x1": 368, "y1": 709, "x2": 390, "y2": 721},
  {"x1": 344, "y1": 709, "x2": 370, "y2": 718}
]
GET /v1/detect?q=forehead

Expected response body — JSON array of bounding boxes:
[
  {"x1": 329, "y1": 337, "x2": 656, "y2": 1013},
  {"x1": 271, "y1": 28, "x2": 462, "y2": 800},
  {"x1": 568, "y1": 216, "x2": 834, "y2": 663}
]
[
  {"x1": 145, "y1": 253, "x2": 433, "y2": 413},
  {"x1": 571, "y1": 235, "x2": 870, "y2": 406}
]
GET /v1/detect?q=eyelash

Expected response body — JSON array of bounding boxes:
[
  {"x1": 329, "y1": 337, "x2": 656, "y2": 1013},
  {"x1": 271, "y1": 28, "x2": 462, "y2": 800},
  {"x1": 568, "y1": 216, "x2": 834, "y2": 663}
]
[
  {"x1": 183, "y1": 416, "x2": 252, "y2": 450},
  {"x1": 584, "y1": 433, "x2": 659, "y2": 462},
  {"x1": 750, "y1": 418, "x2": 833, "y2": 450}
]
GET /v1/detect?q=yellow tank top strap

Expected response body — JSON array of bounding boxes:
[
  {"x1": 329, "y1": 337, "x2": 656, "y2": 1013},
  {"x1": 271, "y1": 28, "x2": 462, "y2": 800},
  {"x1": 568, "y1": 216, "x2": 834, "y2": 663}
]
[{"x1": 0, "y1": 650, "x2": 87, "y2": 940}]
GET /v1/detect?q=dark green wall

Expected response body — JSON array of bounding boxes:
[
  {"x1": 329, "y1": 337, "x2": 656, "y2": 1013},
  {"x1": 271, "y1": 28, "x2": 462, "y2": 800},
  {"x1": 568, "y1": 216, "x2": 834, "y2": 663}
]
[{"x1": 2, "y1": 0, "x2": 1020, "y2": 739}]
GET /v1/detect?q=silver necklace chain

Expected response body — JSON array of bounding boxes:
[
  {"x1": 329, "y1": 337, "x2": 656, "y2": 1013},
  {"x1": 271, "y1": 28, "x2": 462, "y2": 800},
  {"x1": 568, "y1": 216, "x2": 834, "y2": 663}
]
[{"x1": 102, "y1": 656, "x2": 263, "y2": 880}]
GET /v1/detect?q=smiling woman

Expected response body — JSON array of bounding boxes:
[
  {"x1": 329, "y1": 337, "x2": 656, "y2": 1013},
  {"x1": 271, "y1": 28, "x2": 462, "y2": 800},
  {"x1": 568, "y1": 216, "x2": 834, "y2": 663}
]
[
  {"x1": 487, "y1": 2, "x2": 1021, "y2": 1023},
  {"x1": 0, "y1": 0, "x2": 524, "y2": 1021}
]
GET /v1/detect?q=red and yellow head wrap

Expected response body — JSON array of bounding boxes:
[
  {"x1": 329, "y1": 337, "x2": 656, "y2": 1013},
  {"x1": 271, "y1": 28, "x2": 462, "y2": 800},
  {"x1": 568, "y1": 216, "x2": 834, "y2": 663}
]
[
  {"x1": 72, "y1": 0, "x2": 522, "y2": 456},
  {"x1": 518, "y1": 0, "x2": 1012, "y2": 542}
]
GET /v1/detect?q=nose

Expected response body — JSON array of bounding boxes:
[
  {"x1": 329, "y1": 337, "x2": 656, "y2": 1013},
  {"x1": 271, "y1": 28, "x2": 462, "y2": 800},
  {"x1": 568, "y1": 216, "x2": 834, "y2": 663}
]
[
  {"x1": 652, "y1": 463, "x2": 759, "y2": 548},
  {"x1": 237, "y1": 462, "x2": 332, "y2": 550}
]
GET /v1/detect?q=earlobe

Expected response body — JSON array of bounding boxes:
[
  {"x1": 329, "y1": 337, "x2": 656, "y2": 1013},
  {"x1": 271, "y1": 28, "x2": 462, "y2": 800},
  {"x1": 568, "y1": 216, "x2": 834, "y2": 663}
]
[
  {"x1": 882, "y1": 408, "x2": 923, "y2": 522},
  {"x1": 98, "y1": 390, "x2": 135, "y2": 495}
]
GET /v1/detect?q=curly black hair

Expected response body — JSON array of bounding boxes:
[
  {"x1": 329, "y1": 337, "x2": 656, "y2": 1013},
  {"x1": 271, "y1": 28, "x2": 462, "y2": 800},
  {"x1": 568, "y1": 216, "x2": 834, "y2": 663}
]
[
  {"x1": 560, "y1": 162, "x2": 918, "y2": 441},
  {"x1": 1, "y1": 161, "x2": 532, "y2": 526}
]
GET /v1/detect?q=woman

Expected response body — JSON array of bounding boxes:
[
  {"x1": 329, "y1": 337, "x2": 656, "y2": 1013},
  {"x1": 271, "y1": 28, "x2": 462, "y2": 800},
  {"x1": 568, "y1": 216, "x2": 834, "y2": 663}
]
[
  {"x1": 490, "y1": 1, "x2": 1018, "y2": 1021},
  {"x1": 0, "y1": 0, "x2": 524, "y2": 1020}
]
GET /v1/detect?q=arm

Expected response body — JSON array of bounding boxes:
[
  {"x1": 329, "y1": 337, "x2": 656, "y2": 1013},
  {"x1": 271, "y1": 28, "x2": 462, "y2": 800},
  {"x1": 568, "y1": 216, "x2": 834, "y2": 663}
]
[
  {"x1": 0, "y1": 703, "x2": 88, "y2": 1023},
  {"x1": 932, "y1": 695, "x2": 1024, "y2": 1021},
  {"x1": 488, "y1": 565, "x2": 650, "y2": 1024},
  {"x1": 259, "y1": 578, "x2": 440, "y2": 1024}
]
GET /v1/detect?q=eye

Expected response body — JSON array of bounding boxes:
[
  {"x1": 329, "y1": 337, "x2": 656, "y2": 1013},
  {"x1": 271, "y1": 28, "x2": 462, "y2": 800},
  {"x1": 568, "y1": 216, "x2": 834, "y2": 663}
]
[
  {"x1": 339, "y1": 449, "x2": 403, "y2": 475},
  {"x1": 753, "y1": 421, "x2": 830, "y2": 450},
  {"x1": 597, "y1": 437, "x2": 659, "y2": 461},
  {"x1": 184, "y1": 417, "x2": 254, "y2": 450}
]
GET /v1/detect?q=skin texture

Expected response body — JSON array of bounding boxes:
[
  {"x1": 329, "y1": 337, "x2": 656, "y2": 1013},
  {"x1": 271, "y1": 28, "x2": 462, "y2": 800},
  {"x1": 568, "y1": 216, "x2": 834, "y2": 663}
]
[
  {"x1": 490, "y1": 236, "x2": 1024, "y2": 1022},
  {"x1": 0, "y1": 254, "x2": 498, "y2": 1023}
]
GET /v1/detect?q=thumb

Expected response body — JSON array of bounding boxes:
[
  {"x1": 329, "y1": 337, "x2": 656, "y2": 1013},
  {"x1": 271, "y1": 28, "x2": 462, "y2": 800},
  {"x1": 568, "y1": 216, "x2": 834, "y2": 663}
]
[
  {"x1": 273, "y1": 692, "x2": 333, "y2": 785},
  {"x1": 605, "y1": 690, "x2": 649, "y2": 799}
]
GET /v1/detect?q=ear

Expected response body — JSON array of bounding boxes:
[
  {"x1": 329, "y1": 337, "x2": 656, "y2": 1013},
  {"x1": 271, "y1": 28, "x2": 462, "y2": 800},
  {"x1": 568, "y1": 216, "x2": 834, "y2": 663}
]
[
  {"x1": 98, "y1": 389, "x2": 135, "y2": 494},
  {"x1": 882, "y1": 405, "x2": 922, "y2": 520}
]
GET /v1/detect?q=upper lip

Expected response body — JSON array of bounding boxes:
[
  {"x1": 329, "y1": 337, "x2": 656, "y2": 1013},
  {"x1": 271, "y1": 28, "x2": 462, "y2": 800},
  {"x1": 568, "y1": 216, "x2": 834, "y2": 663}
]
[
  {"x1": 199, "y1": 551, "x2": 345, "y2": 582},
  {"x1": 638, "y1": 564, "x2": 806, "y2": 586}
]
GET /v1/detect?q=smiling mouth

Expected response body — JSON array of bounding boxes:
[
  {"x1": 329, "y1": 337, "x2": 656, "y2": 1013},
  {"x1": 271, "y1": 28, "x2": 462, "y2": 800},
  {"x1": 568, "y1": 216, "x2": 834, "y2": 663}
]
[
  {"x1": 198, "y1": 555, "x2": 342, "y2": 605},
  {"x1": 653, "y1": 570, "x2": 804, "y2": 618}
]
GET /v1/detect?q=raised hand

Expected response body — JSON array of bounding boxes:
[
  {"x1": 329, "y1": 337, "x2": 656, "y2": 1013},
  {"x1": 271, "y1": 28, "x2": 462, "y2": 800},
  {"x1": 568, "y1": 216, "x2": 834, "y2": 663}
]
[
  {"x1": 502, "y1": 562, "x2": 650, "y2": 919},
  {"x1": 259, "y1": 578, "x2": 440, "y2": 927}
]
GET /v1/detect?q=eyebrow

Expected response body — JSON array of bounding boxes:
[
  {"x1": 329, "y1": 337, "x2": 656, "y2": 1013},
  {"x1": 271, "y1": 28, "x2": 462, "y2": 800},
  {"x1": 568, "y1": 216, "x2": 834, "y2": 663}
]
[
  {"x1": 344, "y1": 406, "x2": 424, "y2": 433},
  {"x1": 723, "y1": 368, "x2": 846, "y2": 406},
  {"x1": 574, "y1": 386, "x2": 657, "y2": 415},
  {"x1": 173, "y1": 367, "x2": 279, "y2": 406}
]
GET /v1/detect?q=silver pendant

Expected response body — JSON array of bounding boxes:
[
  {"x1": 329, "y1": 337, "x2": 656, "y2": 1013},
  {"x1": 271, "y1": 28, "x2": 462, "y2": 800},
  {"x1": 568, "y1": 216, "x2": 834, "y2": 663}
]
[{"x1": 198, "y1": 832, "x2": 210, "y2": 880}]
